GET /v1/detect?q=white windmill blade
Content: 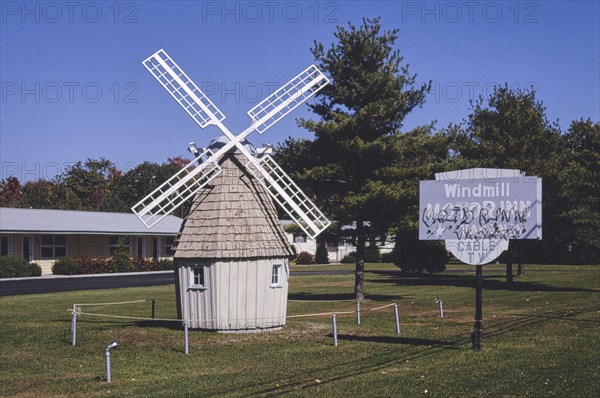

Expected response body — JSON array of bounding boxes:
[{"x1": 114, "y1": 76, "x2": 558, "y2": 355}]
[
  {"x1": 247, "y1": 64, "x2": 328, "y2": 134},
  {"x1": 131, "y1": 149, "x2": 222, "y2": 228},
  {"x1": 246, "y1": 155, "x2": 331, "y2": 239},
  {"x1": 143, "y1": 49, "x2": 225, "y2": 129},
  {"x1": 138, "y1": 50, "x2": 331, "y2": 234}
]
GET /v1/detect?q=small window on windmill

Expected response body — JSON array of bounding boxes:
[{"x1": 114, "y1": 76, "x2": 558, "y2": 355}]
[
  {"x1": 271, "y1": 264, "x2": 283, "y2": 287},
  {"x1": 189, "y1": 266, "x2": 206, "y2": 290}
]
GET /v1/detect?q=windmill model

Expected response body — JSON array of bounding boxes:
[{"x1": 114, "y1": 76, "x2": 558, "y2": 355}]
[{"x1": 133, "y1": 49, "x2": 331, "y2": 331}]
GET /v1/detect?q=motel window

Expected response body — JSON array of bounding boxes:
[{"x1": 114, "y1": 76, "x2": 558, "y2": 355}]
[
  {"x1": 165, "y1": 236, "x2": 176, "y2": 257},
  {"x1": 1, "y1": 236, "x2": 12, "y2": 256},
  {"x1": 189, "y1": 266, "x2": 206, "y2": 289},
  {"x1": 293, "y1": 233, "x2": 307, "y2": 243},
  {"x1": 41, "y1": 235, "x2": 67, "y2": 259},
  {"x1": 109, "y1": 236, "x2": 130, "y2": 255},
  {"x1": 271, "y1": 264, "x2": 283, "y2": 287}
]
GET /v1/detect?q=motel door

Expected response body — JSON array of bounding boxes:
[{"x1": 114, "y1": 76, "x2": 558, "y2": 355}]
[
  {"x1": 22, "y1": 236, "x2": 32, "y2": 262},
  {"x1": 152, "y1": 237, "x2": 159, "y2": 259}
]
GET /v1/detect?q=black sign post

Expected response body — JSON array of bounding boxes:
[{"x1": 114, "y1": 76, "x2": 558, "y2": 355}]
[{"x1": 473, "y1": 264, "x2": 484, "y2": 350}]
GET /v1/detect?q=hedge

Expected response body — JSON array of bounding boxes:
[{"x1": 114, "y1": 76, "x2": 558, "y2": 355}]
[
  {"x1": 52, "y1": 256, "x2": 174, "y2": 275},
  {"x1": 341, "y1": 245, "x2": 383, "y2": 264},
  {"x1": 392, "y1": 240, "x2": 448, "y2": 273},
  {"x1": 0, "y1": 256, "x2": 42, "y2": 278}
]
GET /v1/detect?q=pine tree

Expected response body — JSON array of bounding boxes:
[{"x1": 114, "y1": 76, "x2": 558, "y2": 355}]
[
  {"x1": 298, "y1": 18, "x2": 431, "y2": 299},
  {"x1": 315, "y1": 243, "x2": 329, "y2": 264}
]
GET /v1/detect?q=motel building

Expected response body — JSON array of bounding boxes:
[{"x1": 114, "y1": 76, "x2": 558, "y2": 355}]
[
  {"x1": 0, "y1": 207, "x2": 391, "y2": 275},
  {"x1": 0, "y1": 207, "x2": 183, "y2": 275}
]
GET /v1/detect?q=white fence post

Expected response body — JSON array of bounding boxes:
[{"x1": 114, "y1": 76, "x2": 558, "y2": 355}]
[
  {"x1": 435, "y1": 298, "x2": 444, "y2": 318},
  {"x1": 332, "y1": 313, "x2": 338, "y2": 347},
  {"x1": 71, "y1": 306, "x2": 77, "y2": 347},
  {"x1": 184, "y1": 321, "x2": 189, "y2": 355},
  {"x1": 105, "y1": 349, "x2": 111, "y2": 383},
  {"x1": 356, "y1": 301, "x2": 361, "y2": 325},
  {"x1": 394, "y1": 304, "x2": 400, "y2": 335}
]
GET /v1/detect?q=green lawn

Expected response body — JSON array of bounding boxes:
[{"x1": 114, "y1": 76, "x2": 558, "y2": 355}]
[{"x1": 1, "y1": 264, "x2": 598, "y2": 397}]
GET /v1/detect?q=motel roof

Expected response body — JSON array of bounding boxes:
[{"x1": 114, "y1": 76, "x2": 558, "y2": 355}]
[{"x1": 0, "y1": 207, "x2": 182, "y2": 235}]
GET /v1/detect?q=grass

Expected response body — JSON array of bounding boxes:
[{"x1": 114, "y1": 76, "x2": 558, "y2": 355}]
[{"x1": 0, "y1": 263, "x2": 598, "y2": 397}]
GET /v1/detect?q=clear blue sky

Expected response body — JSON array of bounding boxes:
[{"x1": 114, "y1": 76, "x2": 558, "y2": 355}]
[{"x1": 1, "y1": 1, "x2": 598, "y2": 181}]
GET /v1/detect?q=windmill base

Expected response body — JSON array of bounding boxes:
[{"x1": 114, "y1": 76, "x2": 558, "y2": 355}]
[{"x1": 174, "y1": 259, "x2": 290, "y2": 333}]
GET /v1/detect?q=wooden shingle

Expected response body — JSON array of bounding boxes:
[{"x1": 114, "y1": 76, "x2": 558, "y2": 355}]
[{"x1": 174, "y1": 153, "x2": 295, "y2": 259}]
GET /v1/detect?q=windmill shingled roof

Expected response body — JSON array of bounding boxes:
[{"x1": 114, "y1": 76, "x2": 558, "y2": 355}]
[{"x1": 173, "y1": 153, "x2": 295, "y2": 259}]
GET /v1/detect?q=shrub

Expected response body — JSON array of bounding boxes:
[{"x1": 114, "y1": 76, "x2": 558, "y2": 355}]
[
  {"x1": 133, "y1": 257, "x2": 170, "y2": 272},
  {"x1": 341, "y1": 247, "x2": 381, "y2": 263},
  {"x1": 365, "y1": 243, "x2": 381, "y2": 263},
  {"x1": 107, "y1": 254, "x2": 133, "y2": 273},
  {"x1": 284, "y1": 223, "x2": 304, "y2": 234},
  {"x1": 0, "y1": 256, "x2": 40, "y2": 278},
  {"x1": 76, "y1": 256, "x2": 108, "y2": 274},
  {"x1": 29, "y1": 262, "x2": 42, "y2": 277},
  {"x1": 159, "y1": 258, "x2": 174, "y2": 270},
  {"x1": 381, "y1": 251, "x2": 394, "y2": 263},
  {"x1": 393, "y1": 240, "x2": 447, "y2": 273},
  {"x1": 315, "y1": 244, "x2": 329, "y2": 264},
  {"x1": 341, "y1": 251, "x2": 356, "y2": 264},
  {"x1": 107, "y1": 238, "x2": 134, "y2": 273},
  {"x1": 52, "y1": 257, "x2": 78, "y2": 275},
  {"x1": 134, "y1": 257, "x2": 150, "y2": 272},
  {"x1": 296, "y1": 251, "x2": 315, "y2": 265}
]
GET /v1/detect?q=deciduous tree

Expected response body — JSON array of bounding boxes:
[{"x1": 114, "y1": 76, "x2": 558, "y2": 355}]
[
  {"x1": 103, "y1": 160, "x2": 186, "y2": 216},
  {"x1": 555, "y1": 118, "x2": 599, "y2": 263},
  {"x1": 63, "y1": 158, "x2": 120, "y2": 210},
  {"x1": 446, "y1": 86, "x2": 563, "y2": 272},
  {"x1": 20, "y1": 180, "x2": 82, "y2": 210},
  {"x1": 0, "y1": 177, "x2": 23, "y2": 207}
]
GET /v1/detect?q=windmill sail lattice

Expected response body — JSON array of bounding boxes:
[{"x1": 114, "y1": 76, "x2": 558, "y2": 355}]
[
  {"x1": 247, "y1": 64, "x2": 328, "y2": 134},
  {"x1": 247, "y1": 155, "x2": 330, "y2": 238},
  {"x1": 132, "y1": 49, "x2": 331, "y2": 238},
  {"x1": 131, "y1": 149, "x2": 222, "y2": 228},
  {"x1": 143, "y1": 50, "x2": 225, "y2": 128}
]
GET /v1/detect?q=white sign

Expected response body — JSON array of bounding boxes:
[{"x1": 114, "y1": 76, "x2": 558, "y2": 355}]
[{"x1": 419, "y1": 168, "x2": 542, "y2": 265}]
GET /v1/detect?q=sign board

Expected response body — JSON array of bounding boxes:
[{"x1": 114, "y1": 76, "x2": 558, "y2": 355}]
[{"x1": 419, "y1": 168, "x2": 542, "y2": 265}]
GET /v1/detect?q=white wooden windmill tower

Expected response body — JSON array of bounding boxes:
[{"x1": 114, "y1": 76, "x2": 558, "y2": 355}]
[{"x1": 133, "y1": 49, "x2": 331, "y2": 331}]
